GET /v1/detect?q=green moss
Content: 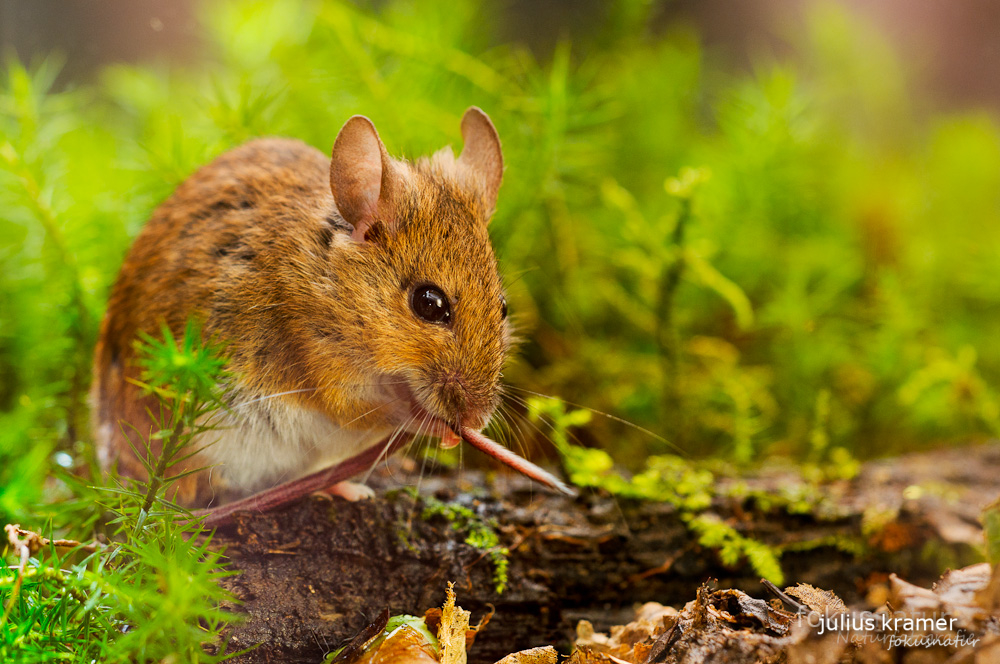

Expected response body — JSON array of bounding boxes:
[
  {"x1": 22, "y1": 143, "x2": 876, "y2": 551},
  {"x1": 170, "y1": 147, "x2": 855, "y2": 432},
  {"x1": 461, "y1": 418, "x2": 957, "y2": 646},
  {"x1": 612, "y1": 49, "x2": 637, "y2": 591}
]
[
  {"x1": 779, "y1": 534, "x2": 867, "y2": 558},
  {"x1": 536, "y1": 397, "x2": 785, "y2": 583},
  {"x1": 723, "y1": 480, "x2": 840, "y2": 519},
  {"x1": 421, "y1": 497, "x2": 510, "y2": 595},
  {"x1": 686, "y1": 514, "x2": 784, "y2": 585}
]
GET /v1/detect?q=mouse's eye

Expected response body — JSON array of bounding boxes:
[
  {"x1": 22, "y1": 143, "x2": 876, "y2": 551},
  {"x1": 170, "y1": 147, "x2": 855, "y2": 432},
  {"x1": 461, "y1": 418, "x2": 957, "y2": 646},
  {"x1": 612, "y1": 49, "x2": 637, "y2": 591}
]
[
  {"x1": 411, "y1": 284, "x2": 452, "y2": 325},
  {"x1": 500, "y1": 295, "x2": 508, "y2": 320}
]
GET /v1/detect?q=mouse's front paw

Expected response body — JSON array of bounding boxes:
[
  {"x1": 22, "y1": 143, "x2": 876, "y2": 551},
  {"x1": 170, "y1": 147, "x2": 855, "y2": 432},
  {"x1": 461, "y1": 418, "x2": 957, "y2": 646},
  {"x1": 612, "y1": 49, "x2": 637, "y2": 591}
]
[{"x1": 317, "y1": 480, "x2": 375, "y2": 502}]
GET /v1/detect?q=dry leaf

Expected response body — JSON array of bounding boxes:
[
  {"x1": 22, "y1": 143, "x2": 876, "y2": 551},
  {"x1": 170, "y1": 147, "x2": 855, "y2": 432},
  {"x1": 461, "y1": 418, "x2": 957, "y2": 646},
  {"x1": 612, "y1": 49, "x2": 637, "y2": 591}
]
[
  {"x1": 493, "y1": 645, "x2": 559, "y2": 664},
  {"x1": 438, "y1": 582, "x2": 472, "y2": 664},
  {"x1": 425, "y1": 603, "x2": 491, "y2": 651},
  {"x1": 704, "y1": 588, "x2": 794, "y2": 636},
  {"x1": 566, "y1": 647, "x2": 633, "y2": 664},
  {"x1": 890, "y1": 562, "x2": 994, "y2": 633},
  {"x1": 574, "y1": 602, "x2": 678, "y2": 662},
  {"x1": 975, "y1": 563, "x2": 1000, "y2": 612},
  {"x1": 783, "y1": 584, "x2": 847, "y2": 615},
  {"x1": 329, "y1": 609, "x2": 391, "y2": 664},
  {"x1": 355, "y1": 625, "x2": 438, "y2": 664}
]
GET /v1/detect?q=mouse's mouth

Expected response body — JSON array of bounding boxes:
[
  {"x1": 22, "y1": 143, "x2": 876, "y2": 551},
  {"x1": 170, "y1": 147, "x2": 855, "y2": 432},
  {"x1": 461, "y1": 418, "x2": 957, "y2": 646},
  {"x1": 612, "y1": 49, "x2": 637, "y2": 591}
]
[{"x1": 383, "y1": 379, "x2": 453, "y2": 438}]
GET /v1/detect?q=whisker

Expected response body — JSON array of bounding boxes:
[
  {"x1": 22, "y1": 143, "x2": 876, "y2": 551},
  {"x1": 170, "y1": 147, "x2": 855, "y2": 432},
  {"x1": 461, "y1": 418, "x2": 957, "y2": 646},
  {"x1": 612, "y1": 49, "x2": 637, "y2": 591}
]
[
  {"x1": 400, "y1": 414, "x2": 437, "y2": 532},
  {"x1": 491, "y1": 402, "x2": 527, "y2": 459},
  {"x1": 263, "y1": 397, "x2": 405, "y2": 486},
  {"x1": 411, "y1": 412, "x2": 434, "y2": 499},
  {"x1": 232, "y1": 388, "x2": 318, "y2": 408},
  {"x1": 487, "y1": 403, "x2": 534, "y2": 496},
  {"x1": 500, "y1": 395, "x2": 570, "y2": 454},
  {"x1": 229, "y1": 379, "x2": 411, "y2": 410},
  {"x1": 504, "y1": 385, "x2": 677, "y2": 451},
  {"x1": 503, "y1": 392, "x2": 577, "y2": 447},
  {"x1": 503, "y1": 402, "x2": 536, "y2": 460},
  {"x1": 361, "y1": 414, "x2": 415, "y2": 485},
  {"x1": 337, "y1": 396, "x2": 403, "y2": 430}
]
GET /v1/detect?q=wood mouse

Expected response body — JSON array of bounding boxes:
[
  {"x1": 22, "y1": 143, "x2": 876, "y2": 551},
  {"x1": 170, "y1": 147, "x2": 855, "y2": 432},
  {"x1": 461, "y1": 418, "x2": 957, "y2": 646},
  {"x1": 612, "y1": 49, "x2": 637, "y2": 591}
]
[{"x1": 91, "y1": 107, "x2": 571, "y2": 510}]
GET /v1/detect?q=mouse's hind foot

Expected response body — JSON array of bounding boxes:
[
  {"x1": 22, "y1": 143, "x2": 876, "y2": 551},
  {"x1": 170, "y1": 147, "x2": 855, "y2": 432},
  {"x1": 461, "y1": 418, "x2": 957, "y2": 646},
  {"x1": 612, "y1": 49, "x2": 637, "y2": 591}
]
[{"x1": 317, "y1": 480, "x2": 374, "y2": 501}]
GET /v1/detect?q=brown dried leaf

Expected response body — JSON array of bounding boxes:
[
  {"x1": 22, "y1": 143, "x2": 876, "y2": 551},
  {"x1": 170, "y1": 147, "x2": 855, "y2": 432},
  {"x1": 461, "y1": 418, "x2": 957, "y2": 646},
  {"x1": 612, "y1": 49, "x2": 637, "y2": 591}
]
[
  {"x1": 705, "y1": 589, "x2": 794, "y2": 636},
  {"x1": 613, "y1": 603, "x2": 678, "y2": 649},
  {"x1": 890, "y1": 563, "x2": 994, "y2": 634},
  {"x1": 438, "y1": 582, "x2": 471, "y2": 664},
  {"x1": 976, "y1": 563, "x2": 1000, "y2": 612},
  {"x1": 425, "y1": 598, "x2": 491, "y2": 651},
  {"x1": 493, "y1": 645, "x2": 559, "y2": 664},
  {"x1": 566, "y1": 647, "x2": 633, "y2": 664},
  {"x1": 424, "y1": 608, "x2": 442, "y2": 637},
  {"x1": 355, "y1": 625, "x2": 438, "y2": 664},
  {"x1": 330, "y1": 609, "x2": 390, "y2": 664},
  {"x1": 783, "y1": 584, "x2": 847, "y2": 615},
  {"x1": 574, "y1": 605, "x2": 682, "y2": 664},
  {"x1": 573, "y1": 603, "x2": 678, "y2": 663}
]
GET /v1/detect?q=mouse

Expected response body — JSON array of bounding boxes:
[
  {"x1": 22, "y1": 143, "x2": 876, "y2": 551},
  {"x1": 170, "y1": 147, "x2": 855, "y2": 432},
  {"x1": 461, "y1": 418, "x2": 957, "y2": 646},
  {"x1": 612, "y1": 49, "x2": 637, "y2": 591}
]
[{"x1": 90, "y1": 107, "x2": 563, "y2": 510}]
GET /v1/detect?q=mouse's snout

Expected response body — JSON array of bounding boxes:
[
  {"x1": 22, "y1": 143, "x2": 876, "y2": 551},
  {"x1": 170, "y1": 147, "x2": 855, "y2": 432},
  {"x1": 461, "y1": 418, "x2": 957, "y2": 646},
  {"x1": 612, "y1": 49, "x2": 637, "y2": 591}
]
[{"x1": 434, "y1": 369, "x2": 498, "y2": 430}]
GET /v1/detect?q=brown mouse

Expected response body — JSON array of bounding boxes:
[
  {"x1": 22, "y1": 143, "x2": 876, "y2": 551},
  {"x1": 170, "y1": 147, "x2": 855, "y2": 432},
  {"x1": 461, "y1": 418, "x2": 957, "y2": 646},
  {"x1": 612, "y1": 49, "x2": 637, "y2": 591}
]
[{"x1": 91, "y1": 107, "x2": 516, "y2": 508}]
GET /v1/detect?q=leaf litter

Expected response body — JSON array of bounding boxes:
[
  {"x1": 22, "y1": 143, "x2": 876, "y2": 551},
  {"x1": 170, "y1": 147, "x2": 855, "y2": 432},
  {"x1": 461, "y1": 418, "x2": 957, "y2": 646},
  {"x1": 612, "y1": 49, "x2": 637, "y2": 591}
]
[{"x1": 323, "y1": 565, "x2": 1000, "y2": 664}]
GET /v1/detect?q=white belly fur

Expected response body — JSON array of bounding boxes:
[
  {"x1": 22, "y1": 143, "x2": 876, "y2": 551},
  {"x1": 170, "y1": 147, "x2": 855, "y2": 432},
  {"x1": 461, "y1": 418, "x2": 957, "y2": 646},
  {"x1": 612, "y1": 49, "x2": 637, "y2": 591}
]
[{"x1": 202, "y1": 395, "x2": 393, "y2": 494}]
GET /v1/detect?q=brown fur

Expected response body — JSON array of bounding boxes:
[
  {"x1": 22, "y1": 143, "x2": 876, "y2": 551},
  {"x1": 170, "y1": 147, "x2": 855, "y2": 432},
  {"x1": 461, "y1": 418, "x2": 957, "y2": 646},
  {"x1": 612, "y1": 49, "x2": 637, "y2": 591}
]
[{"x1": 91, "y1": 109, "x2": 510, "y2": 507}]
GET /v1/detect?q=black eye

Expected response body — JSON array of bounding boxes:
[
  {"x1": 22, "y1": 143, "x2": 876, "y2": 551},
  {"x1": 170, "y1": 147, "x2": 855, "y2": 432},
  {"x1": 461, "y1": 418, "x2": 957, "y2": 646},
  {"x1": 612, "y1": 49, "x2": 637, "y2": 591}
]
[
  {"x1": 411, "y1": 285, "x2": 451, "y2": 324},
  {"x1": 500, "y1": 295, "x2": 508, "y2": 319}
]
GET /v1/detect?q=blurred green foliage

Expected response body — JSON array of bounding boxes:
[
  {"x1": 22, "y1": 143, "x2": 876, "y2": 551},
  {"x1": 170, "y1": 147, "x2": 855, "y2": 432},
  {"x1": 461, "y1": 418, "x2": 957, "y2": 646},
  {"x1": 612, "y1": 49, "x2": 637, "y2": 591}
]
[{"x1": 2, "y1": 0, "x2": 1000, "y2": 531}]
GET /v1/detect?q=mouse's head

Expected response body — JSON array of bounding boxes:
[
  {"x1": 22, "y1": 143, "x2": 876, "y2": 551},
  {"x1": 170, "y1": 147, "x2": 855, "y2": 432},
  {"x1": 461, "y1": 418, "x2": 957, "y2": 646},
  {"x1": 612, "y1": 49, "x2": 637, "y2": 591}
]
[{"x1": 319, "y1": 107, "x2": 510, "y2": 435}]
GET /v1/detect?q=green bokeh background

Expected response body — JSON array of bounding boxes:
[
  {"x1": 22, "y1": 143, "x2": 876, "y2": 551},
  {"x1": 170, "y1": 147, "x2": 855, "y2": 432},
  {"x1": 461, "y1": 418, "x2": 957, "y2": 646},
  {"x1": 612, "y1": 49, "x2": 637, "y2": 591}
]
[{"x1": 3, "y1": 0, "x2": 1000, "y2": 524}]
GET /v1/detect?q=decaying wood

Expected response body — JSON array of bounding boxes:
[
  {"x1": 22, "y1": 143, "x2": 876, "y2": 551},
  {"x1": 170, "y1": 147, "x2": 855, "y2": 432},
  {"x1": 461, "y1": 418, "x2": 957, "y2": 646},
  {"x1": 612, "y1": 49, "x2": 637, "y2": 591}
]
[{"x1": 214, "y1": 443, "x2": 1000, "y2": 663}]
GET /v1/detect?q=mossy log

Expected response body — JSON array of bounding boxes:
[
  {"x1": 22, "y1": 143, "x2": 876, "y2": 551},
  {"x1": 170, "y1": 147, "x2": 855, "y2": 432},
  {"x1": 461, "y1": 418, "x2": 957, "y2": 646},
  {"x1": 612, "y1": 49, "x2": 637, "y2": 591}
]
[{"x1": 215, "y1": 443, "x2": 1000, "y2": 664}]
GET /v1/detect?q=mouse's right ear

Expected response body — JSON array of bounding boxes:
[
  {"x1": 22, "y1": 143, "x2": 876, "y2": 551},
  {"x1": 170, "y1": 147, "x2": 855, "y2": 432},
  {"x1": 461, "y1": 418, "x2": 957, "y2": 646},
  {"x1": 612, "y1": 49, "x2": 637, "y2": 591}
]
[{"x1": 330, "y1": 116, "x2": 400, "y2": 242}]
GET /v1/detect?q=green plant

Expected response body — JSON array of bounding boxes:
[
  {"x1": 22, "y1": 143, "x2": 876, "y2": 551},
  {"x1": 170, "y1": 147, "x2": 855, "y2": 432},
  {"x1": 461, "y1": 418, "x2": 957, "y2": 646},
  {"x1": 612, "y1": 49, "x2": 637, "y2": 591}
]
[
  {"x1": 686, "y1": 514, "x2": 784, "y2": 586},
  {"x1": 421, "y1": 496, "x2": 510, "y2": 594},
  {"x1": 531, "y1": 396, "x2": 783, "y2": 583},
  {"x1": 1, "y1": 324, "x2": 240, "y2": 663}
]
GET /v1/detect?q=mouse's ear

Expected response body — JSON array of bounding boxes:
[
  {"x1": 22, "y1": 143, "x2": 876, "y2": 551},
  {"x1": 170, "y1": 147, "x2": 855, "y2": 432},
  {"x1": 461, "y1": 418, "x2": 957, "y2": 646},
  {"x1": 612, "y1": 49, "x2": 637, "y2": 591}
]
[
  {"x1": 330, "y1": 115, "x2": 400, "y2": 242},
  {"x1": 457, "y1": 107, "x2": 504, "y2": 216}
]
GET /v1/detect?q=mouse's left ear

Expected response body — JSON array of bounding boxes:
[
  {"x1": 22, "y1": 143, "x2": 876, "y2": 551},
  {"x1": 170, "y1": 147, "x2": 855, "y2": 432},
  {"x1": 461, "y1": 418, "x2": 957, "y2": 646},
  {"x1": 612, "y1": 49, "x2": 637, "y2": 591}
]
[
  {"x1": 330, "y1": 115, "x2": 402, "y2": 242},
  {"x1": 457, "y1": 107, "x2": 504, "y2": 216}
]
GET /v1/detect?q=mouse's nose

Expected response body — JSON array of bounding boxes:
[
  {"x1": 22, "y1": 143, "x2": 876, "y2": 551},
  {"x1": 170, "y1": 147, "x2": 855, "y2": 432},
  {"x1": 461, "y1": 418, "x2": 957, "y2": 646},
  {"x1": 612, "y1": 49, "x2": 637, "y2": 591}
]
[{"x1": 436, "y1": 371, "x2": 495, "y2": 429}]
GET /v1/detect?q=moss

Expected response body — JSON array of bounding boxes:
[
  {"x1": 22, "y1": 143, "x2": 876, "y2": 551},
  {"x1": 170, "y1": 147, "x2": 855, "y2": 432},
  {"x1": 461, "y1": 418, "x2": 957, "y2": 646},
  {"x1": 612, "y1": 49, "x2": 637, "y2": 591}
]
[
  {"x1": 779, "y1": 534, "x2": 867, "y2": 558},
  {"x1": 421, "y1": 496, "x2": 510, "y2": 595},
  {"x1": 686, "y1": 513, "x2": 784, "y2": 585},
  {"x1": 538, "y1": 397, "x2": 786, "y2": 583}
]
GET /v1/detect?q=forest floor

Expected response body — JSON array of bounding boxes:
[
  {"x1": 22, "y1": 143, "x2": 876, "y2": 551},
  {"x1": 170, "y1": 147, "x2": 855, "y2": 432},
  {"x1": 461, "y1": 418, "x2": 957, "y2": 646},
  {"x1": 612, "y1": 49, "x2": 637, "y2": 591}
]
[{"x1": 211, "y1": 443, "x2": 1000, "y2": 664}]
